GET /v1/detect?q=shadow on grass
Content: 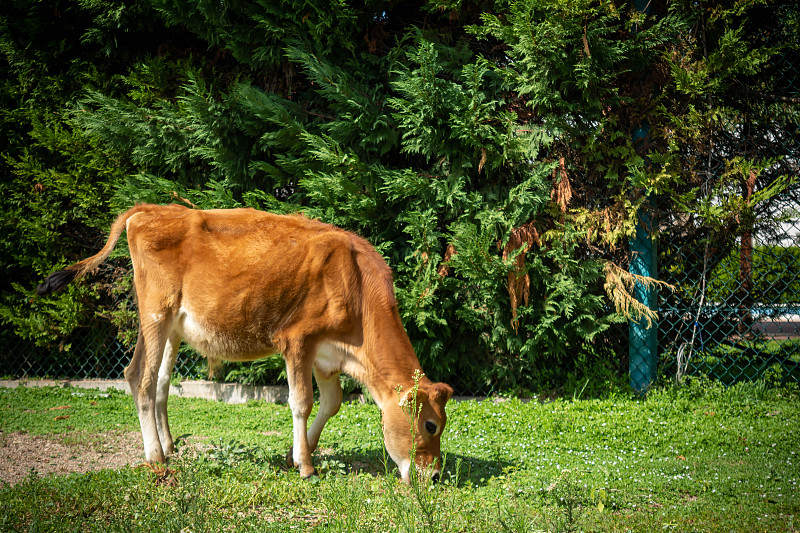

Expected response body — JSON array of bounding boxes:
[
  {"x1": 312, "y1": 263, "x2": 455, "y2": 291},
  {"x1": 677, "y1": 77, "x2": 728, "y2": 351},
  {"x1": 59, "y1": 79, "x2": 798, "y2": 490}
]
[
  {"x1": 315, "y1": 446, "x2": 512, "y2": 487},
  {"x1": 182, "y1": 436, "x2": 511, "y2": 488}
]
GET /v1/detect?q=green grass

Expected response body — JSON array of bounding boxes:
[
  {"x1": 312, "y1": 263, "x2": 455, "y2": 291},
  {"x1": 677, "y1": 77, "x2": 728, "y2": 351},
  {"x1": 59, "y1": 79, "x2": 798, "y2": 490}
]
[{"x1": 1, "y1": 380, "x2": 799, "y2": 532}]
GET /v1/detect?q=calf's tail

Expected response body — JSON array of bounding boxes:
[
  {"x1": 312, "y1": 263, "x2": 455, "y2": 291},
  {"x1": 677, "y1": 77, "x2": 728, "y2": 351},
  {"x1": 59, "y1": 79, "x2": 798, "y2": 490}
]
[{"x1": 36, "y1": 205, "x2": 148, "y2": 296}]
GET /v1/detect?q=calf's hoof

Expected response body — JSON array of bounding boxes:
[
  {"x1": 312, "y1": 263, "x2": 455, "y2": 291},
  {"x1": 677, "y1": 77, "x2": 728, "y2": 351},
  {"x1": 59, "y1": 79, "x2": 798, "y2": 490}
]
[
  {"x1": 300, "y1": 466, "x2": 318, "y2": 479},
  {"x1": 286, "y1": 446, "x2": 317, "y2": 479}
]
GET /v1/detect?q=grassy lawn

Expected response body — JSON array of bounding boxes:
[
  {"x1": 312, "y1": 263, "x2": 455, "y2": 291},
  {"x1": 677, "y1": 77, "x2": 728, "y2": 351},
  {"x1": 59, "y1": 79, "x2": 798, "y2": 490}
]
[{"x1": 1, "y1": 380, "x2": 798, "y2": 532}]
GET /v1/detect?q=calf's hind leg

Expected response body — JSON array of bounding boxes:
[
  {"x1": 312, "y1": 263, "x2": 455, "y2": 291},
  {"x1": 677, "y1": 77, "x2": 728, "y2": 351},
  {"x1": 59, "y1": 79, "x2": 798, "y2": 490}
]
[{"x1": 125, "y1": 325, "x2": 170, "y2": 464}]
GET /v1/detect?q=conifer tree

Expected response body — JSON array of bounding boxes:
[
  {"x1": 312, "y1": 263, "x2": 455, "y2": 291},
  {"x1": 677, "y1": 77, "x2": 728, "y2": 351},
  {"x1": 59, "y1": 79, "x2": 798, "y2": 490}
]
[{"x1": 2, "y1": 0, "x2": 797, "y2": 392}]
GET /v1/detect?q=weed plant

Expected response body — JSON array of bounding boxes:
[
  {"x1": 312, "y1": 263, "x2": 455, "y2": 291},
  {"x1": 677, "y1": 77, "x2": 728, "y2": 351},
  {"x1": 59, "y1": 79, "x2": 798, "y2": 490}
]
[{"x1": 1, "y1": 379, "x2": 798, "y2": 531}]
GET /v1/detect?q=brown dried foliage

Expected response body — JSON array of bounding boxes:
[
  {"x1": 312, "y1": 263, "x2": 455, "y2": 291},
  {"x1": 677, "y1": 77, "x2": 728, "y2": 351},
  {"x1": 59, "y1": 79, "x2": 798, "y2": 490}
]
[
  {"x1": 498, "y1": 221, "x2": 541, "y2": 331},
  {"x1": 437, "y1": 243, "x2": 457, "y2": 277},
  {"x1": 551, "y1": 157, "x2": 573, "y2": 215}
]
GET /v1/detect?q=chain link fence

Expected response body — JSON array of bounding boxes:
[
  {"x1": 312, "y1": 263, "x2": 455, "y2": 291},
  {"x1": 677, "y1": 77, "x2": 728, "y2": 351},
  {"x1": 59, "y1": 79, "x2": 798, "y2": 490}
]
[
  {"x1": 652, "y1": 37, "x2": 800, "y2": 388},
  {"x1": 0, "y1": 324, "x2": 208, "y2": 383},
  {"x1": 657, "y1": 216, "x2": 800, "y2": 387}
]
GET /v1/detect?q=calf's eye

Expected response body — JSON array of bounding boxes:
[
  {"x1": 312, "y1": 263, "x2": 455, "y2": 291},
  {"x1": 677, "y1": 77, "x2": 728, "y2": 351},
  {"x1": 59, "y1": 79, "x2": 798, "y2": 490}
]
[{"x1": 425, "y1": 421, "x2": 437, "y2": 435}]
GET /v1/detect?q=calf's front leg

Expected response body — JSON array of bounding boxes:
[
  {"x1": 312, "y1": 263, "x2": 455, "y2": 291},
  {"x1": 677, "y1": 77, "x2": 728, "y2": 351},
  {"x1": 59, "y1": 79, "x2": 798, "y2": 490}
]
[
  {"x1": 285, "y1": 353, "x2": 317, "y2": 478},
  {"x1": 307, "y1": 366, "x2": 343, "y2": 453}
]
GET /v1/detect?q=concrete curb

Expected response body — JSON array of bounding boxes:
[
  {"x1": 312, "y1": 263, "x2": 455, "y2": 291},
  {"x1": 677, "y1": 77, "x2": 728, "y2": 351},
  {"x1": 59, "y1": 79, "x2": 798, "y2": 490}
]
[
  {"x1": 0, "y1": 379, "x2": 289, "y2": 404},
  {"x1": 1, "y1": 379, "x2": 482, "y2": 404}
]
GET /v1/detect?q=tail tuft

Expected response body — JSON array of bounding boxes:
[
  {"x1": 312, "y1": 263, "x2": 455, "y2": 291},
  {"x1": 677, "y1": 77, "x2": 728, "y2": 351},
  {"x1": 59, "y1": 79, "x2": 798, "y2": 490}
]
[{"x1": 36, "y1": 269, "x2": 78, "y2": 296}]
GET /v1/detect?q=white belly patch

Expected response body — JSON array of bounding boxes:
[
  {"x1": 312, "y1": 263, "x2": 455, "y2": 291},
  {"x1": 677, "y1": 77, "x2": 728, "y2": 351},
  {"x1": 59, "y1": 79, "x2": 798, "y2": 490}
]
[{"x1": 175, "y1": 306, "x2": 275, "y2": 361}]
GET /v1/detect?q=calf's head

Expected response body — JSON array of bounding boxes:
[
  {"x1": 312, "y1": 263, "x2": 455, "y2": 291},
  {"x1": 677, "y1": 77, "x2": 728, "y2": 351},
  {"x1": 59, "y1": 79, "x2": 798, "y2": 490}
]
[{"x1": 382, "y1": 380, "x2": 454, "y2": 484}]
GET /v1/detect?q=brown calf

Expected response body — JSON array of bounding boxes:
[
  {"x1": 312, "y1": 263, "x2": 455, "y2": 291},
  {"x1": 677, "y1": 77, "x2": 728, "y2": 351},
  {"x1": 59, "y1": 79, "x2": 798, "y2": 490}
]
[{"x1": 38, "y1": 204, "x2": 453, "y2": 482}]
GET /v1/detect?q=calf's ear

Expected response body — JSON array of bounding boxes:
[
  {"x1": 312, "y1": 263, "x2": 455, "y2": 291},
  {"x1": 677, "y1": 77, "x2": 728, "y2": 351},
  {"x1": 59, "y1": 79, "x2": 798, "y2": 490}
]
[{"x1": 431, "y1": 383, "x2": 454, "y2": 403}]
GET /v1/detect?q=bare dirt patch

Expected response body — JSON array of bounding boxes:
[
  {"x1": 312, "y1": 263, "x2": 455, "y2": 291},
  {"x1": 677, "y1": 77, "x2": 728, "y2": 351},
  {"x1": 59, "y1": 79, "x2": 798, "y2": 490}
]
[{"x1": 0, "y1": 430, "x2": 145, "y2": 485}]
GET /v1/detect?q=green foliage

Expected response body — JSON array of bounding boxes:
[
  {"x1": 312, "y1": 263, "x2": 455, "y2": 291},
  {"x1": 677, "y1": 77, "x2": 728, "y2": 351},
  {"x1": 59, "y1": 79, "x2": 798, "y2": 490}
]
[
  {"x1": 0, "y1": 0, "x2": 176, "y2": 352},
  {"x1": 0, "y1": 75, "x2": 121, "y2": 348},
  {"x1": 223, "y1": 356, "x2": 287, "y2": 386},
  {"x1": 3, "y1": 0, "x2": 798, "y2": 393}
]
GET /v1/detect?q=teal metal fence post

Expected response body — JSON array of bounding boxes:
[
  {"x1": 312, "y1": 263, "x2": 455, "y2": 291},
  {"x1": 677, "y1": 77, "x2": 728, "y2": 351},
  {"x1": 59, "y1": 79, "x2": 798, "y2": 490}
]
[
  {"x1": 629, "y1": 191, "x2": 657, "y2": 394},
  {"x1": 628, "y1": 0, "x2": 658, "y2": 395}
]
